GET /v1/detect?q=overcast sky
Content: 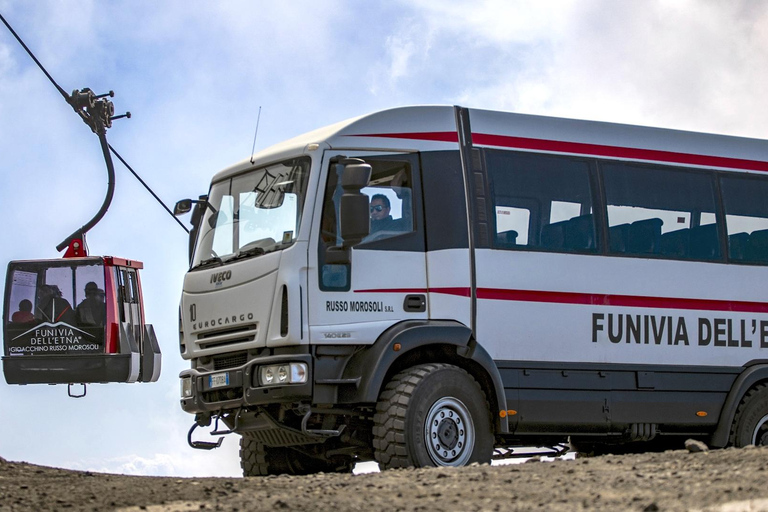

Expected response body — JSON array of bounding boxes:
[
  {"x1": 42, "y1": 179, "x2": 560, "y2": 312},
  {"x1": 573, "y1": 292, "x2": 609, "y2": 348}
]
[{"x1": 1, "y1": 1, "x2": 767, "y2": 477}]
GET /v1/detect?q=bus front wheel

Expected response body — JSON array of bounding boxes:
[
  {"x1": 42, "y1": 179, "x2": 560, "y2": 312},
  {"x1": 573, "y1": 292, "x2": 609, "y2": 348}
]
[{"x1": 373, "y1": 363, "x2": 493, "y2": 470}]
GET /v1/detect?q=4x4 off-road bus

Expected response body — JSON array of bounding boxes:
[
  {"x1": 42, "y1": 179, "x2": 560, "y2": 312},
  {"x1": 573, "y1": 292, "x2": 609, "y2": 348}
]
[{"x1": 176, "y1": 105, "x2": 768, "y2": 475}]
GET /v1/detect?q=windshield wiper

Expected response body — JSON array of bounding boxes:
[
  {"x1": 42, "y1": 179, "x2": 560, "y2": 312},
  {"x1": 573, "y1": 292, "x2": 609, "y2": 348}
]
[
  {"x1": 225, "y1": 247, "x2": 266, "y2": 263},
  {"x1": 192, "y1": 256, "x2": 223, "y2": 270}
]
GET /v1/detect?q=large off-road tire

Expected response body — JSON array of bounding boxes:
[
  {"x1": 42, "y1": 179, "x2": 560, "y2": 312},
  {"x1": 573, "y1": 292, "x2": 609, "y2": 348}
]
[
  {"x1": 373, "y1": 363, "x2": 493, "y2": 470},
  {"x1": 240, "y1": 437, "x2": 353, "y2": 476},
  {"x1": 730, "y1": 383, "x2": 768, "y2": 447}
]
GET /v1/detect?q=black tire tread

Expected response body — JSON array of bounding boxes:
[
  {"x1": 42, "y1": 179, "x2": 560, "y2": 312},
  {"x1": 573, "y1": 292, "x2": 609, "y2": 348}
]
[
  {"x1": 729, "y1": 382, "x2": 768, "y2": 447},
  {"x1": 241, "y1": 436, "x2": 354, "y2": 476},
  {"x1": 240, "y1": 436, "x2": 269, "y2": 476},
  {"x1": 372, "y1": 363, "x2": 488, "y2": 469}
]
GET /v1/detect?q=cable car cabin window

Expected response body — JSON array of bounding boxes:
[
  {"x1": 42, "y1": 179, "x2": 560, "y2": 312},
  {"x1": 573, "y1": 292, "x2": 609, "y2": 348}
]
[
  {"x1": 486, "y1": 150, "x2": 598, "y2": 253},
  {"x1": 603, "y1": 163, "x2": 721, "y2": 261},
  {"x1": 4, "y1": 259, "x2": 106, "y2": 356},
  {"x1": 116, "y1": 267, "x2": 142, "y2": 327},
  {"x1": 720, "y1": 174, "x2": 768, "y2": 264}
]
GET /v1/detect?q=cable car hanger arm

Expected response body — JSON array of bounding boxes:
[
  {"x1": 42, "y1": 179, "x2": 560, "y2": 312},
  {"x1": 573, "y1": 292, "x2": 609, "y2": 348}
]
[{"x1": 55, "y1": 103, "x2": 117, "y2": 254}]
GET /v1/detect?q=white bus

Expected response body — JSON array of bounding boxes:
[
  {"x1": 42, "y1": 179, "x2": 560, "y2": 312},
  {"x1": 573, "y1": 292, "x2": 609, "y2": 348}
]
[{"x1": 175, "y1": 105, "x2": 768, "y2": 475}]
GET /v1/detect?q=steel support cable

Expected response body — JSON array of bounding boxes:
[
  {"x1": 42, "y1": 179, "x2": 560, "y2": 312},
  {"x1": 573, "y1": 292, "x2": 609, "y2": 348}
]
[
  {"x1": 108, "y1": 144, "x2": 190, "y2": 233},
  {"x1": 0, "y1": 12, "x2": 68, "y2": 100},
  {"x1": 1, "y1": 12, "x2": 189, "y2": 237}
]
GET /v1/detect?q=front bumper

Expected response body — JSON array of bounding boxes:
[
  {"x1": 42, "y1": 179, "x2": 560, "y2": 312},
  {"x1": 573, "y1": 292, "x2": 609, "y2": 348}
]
[{"x1": 179, "y1": 353, "x2": 313, "y2": 414}]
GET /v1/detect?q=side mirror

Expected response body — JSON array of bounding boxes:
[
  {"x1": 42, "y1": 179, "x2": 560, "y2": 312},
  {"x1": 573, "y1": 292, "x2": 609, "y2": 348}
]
[
  {"x1": 341, "y1": 162, "x2": 371, "y2": 190},
  {"x1": 323, "y1": 159, "x2": 371, "y2": 266},
  {"x1": 177, "y1": 195, "x2": 208, "y2": 265},
  {"x1": 338, "y1": 160, "x2": 372, "y2": 246},
  {"x1": 174, "y1": 199, "x2": 192, "y2": 216}
]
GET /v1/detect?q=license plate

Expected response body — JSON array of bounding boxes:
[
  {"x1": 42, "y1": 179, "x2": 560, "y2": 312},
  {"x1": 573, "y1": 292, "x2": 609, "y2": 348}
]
[{"x1": 209, "y1": 372, "x2": 229, "y2": 389}]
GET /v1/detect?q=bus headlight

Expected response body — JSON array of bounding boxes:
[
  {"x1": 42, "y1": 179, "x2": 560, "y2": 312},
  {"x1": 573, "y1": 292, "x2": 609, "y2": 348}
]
[
  {"x1": 180, "y1": 377, "x2": 193, "y2": 398},
  {"x1": 259, "y1": 363, "x2": 307, "y2": 386}
]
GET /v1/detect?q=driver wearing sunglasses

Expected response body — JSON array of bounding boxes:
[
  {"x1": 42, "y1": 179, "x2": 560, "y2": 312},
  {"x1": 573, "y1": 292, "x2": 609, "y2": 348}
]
[{"x1": 369, "y1": 193, "x2": 394, "y2": 233}]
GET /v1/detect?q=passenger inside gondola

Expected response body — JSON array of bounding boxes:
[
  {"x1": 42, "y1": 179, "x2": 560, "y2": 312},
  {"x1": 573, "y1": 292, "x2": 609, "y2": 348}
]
[
  {"x1": 36, "y1": 284, "x2": 76, "y2": 325},
  {"x1": 11, "y1": 299, "x2": 35, "y2": 323},
  {"x1": 76, "y1": 281, "x2": 106, "y2": 327}
]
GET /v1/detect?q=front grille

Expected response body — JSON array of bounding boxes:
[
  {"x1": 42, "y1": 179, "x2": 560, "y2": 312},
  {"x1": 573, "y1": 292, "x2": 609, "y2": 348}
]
[
  {"x1": 196, "y1": 324, "x2": 258, "y2": 350},
  {"x1": 213, "y1": 352, "x2": 248, "y2": 370}
]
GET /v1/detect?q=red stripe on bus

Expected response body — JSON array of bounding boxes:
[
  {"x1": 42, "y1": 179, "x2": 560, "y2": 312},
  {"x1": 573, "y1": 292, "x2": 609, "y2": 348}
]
[
  {"x1": 356, "y1": 287, "x2": 472, "y2": 297},
  {"x1": 356, "y1": 287, "x2": 768, "y2": 313},
  {"x1": 351, "y1": 131, "x2": 768, "y2": 172},
  {"x1": 355, "y1": 288, "x2": 431, "y2": 294},
  {"x1": 472, "y1": 134, "x2": 768, "y2": 172},
  {"x1": 478, "y1": 288, "x2": 768, "y2": 313}
]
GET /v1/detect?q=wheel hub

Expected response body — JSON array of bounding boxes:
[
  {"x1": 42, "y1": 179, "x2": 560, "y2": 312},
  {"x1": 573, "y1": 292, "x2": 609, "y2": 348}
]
[
  {"x1": 437, "y1": 418, "x2": 459, "y2": 449},
  {"x1": 424, "y1": 397, "x2": 475, "y2": 466}
]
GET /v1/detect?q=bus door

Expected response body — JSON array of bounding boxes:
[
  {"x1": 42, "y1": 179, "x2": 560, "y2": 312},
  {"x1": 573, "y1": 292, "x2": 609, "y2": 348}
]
[{"x1": 308, "y1": 152, "x2": 428, "y2": 344}]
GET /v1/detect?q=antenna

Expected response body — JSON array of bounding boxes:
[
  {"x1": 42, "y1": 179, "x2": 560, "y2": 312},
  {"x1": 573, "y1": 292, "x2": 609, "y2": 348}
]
[{"x1": 250, "y1": 106, "x2": 262, "y2": 164}]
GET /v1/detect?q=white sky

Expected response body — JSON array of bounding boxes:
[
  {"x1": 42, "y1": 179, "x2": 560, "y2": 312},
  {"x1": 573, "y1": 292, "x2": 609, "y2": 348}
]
[{"x1": 0, "y1": 0, "x2": 767, "y2": 477}]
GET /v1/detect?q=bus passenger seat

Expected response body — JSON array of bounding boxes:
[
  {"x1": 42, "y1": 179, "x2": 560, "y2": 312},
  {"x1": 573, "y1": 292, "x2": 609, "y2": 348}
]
[
  {"x1": 496, "y1": 230, "x2": 518, "y2": 248},
  {"x1": 746, "y1": 229, "x2": 768, "y2": 262},
  {"x1": 609, "y1": 224, "x2": 631, "y2": 253},
  {"x1": 728, "y1": 232, "x2": 750, "y2": 261},
  {"x1": 565, "y1": 214, "x2": 595, "y2": 251},
  {"x1": 627, "y1": 218, "x2": 663, "y2": 255},
  {"x1": 540, "y1": 221, "x2": 567, "y2": 250},
  {"x1": 689, "y1": 224, "x2": 720, "y2": 260},
  {"x1": 660, "y1": 228, "x2": 690, "y2": 258}
]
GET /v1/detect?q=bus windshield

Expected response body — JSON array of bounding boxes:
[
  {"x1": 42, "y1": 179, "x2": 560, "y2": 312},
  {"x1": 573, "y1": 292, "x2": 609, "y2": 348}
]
[{"x1": 191, "y1": 157, "x2": 311, "y2": 269}]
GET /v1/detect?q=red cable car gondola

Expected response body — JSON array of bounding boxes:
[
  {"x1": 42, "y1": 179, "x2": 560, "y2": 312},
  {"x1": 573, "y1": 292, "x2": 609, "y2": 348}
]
[
  {"x1": 3, "y1": 254, "x2": 160, "y2": 385},
  {"x1": 1, "y1": 84, "x2": 161, "y2": 392}
]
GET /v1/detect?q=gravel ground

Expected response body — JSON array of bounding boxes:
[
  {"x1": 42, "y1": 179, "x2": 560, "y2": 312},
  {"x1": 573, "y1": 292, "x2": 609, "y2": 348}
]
[{"x1": 1, "y1": 446, "x2": 768, "y2": 511}]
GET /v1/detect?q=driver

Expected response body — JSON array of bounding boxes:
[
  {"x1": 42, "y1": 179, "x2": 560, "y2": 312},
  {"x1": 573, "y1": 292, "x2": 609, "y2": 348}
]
[{"x1": 370, "y1": 194, "x2": 394, "y2": 233}]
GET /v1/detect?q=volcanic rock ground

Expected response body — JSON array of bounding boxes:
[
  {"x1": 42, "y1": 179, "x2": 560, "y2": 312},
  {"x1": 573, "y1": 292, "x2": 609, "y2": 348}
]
[{"x1": 1, "y1": 446, "x2": 768, "y2": 511}]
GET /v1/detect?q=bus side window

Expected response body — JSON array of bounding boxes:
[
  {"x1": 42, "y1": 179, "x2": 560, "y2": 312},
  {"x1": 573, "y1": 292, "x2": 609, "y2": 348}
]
[
  {"x1": 495, "y1": 204, "x2": 529, "y2": 247},
  {"x1": 486, "y1": 150, "x2": 597, "y2": 254},
  {"x1": 603, "y1": 163, "x2": 720, "y2": 261},
  {"x1": 720, "y1": 175, "x2": 768, "y2": 264}
]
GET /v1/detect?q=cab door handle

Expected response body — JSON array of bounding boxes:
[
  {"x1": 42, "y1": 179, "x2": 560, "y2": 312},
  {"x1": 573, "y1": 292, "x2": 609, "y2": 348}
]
[{"x1": 403, "y1": 294, "x2": 426, "y2": 313}]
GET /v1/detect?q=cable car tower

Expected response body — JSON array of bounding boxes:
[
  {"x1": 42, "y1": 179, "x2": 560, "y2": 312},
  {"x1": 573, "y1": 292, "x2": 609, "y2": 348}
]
[{"x1": 1, "y1": 16, "x2": 161, "y2": 396}]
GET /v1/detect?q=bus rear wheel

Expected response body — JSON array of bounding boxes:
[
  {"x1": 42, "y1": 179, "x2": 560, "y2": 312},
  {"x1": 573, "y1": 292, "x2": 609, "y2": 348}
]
[
  {"x1": 373, "y1": 363, "x2": 493, "y2": 470},
  {"x1": 240, "y1": 437, "x2": 353, "y2": 476},
  {"x1": 730, "y1": 383, "x2": 768, "y2": 447}
]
